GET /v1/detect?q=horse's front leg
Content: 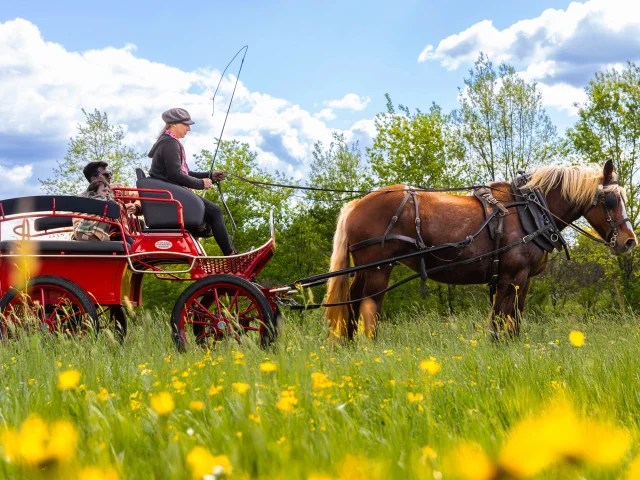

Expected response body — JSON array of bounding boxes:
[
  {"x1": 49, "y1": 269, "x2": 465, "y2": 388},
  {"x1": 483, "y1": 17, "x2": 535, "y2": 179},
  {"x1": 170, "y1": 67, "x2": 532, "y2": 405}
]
[{"x1": 490, "y1": 270, "x2": 529, "y2": 339}]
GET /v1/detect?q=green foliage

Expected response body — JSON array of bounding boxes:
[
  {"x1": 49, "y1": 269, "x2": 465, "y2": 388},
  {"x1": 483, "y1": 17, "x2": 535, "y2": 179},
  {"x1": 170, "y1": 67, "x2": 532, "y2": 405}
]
[
  {"x1": 453, "y1": 53, "x2": 558, "y2": 182},
  {"x1": 40, "y1": 109, "x2": 144, "y2": 195},
  {"x1": 369, "y1": 95, "x2": 466, "y2": 187}
]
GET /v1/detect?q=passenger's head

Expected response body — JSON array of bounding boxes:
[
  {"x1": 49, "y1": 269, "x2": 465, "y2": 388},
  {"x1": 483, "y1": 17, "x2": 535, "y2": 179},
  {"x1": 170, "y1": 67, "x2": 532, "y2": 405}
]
[
  {"x1": 157, "y1": 108, "x2": 194, "y2": 140},
  {"x1": 83, "y1": 161, "x2": 113, "y2": 184},
  {"x1": 87, "y1": 178, "x2": 110, "y2": 198}
]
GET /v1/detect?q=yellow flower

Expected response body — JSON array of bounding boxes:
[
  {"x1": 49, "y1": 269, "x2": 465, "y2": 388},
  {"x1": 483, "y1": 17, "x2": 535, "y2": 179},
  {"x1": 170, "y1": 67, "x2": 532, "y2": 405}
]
[
  {"x1": 569, "y1": 330, "x2": 585, "y2": 347},
  {"x1": 421, "y1": 445, "x2": 437, "y2": 461},
  {"x1": 420, "y1": 359, "x2": 441, "y2": 376},
  {"x1": 208, "y1": 385, "x2": 223, "y2": 396},
  {"x1": 0, "y1": 415, "x2": 78, "y2": 467},
  {"x1": 78, "y1": 466, "x2": 120, "y2": 480},
  {"x1": 448, "y1": 443, "x2": 496, "y2": 480},
  {"x1": 276, "y1": 390, "x2": 298, "y2": 412},
  {"x1": 627, "y1": 455, "x2": 640, "y2": 480},
  {"x1": 259, "y1": 362, "x2": 277, "y2": 372},
  {"x1": 189, "y1": 401, "x2": 205, "y2": 412},
  {"x1": 311, "y1": 372, "x2": 334, "y2": 389},
  {"x1": 187, "y1": 446, "x2": 216, "y2": 480},
  {"x1": 150, "y1": 392, "x2": 175, "y2": 416},
  {"x1": 97, "y1": 387, "x2": 111, "y2": 402},
  {"x1": 407, "y1": 392, "x2": 424, "y2": 403},
  {"x1": 58, "y1": 369, "x2": 81, "y2": 390},
  {"x1": 232, "y1": 382, "x2": 250, "y2": 394}
]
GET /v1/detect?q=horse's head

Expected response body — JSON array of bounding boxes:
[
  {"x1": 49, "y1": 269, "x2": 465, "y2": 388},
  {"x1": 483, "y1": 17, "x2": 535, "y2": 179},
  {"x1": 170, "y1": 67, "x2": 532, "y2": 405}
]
[{"x1": 583, "y1": 160, "x2": 637, "y2": 255}]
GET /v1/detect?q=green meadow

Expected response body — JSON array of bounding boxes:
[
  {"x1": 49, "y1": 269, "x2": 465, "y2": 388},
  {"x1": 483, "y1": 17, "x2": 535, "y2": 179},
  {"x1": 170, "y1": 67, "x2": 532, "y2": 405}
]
[{"x1": 1, "y1": 308, "x2": 640, "y2": 480}]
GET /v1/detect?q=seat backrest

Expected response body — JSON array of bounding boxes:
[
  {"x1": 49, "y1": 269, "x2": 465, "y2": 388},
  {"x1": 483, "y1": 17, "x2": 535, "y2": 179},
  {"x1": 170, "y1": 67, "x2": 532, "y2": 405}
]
[
  {"x1": 136, "y1": 178, "x2": 205, "y2": 228},
  {"x1": 33, "y1": 216, "x2": 74, "y2": 232},
  {"x1": 136, "y1": 168, "x2": 147, "y2": 180},
  {"x1": 0, "y1": 196, "x2": 121, "y2": 219}
]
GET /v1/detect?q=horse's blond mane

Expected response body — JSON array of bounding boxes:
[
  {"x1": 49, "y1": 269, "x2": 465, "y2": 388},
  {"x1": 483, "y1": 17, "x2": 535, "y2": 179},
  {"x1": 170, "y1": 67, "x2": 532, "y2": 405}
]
[{"x1": 522, "y1": 164, "x2": 625, "y2": 207}]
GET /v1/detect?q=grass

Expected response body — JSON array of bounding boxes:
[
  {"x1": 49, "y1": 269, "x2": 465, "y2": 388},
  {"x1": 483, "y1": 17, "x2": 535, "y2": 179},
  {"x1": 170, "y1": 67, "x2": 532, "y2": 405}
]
[{"x1": 1, "y1": 307, "x2": 640, "y2": 479}]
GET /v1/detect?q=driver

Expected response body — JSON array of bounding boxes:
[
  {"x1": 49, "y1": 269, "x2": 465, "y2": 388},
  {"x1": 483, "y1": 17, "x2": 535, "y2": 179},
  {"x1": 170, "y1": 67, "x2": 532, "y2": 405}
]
[{"x1": 147, "y1": 108, "x2": 235, "y2": 255}]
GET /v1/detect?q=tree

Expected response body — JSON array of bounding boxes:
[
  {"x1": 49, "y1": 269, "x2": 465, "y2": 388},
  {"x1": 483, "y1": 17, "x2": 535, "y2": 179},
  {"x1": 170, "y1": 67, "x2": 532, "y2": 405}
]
[
  {"x1": 567, "y1": 62, "x2": 640, "y2": 294},
  {"x1": 40, "y1": 109, "x2": 143, "y2": 195},
  {"x1": 453, "y1": 53, "x2": 558, "y2": 183},
  {"x1": 368, "y1": 95, "x2": 466, "y2": 188}
]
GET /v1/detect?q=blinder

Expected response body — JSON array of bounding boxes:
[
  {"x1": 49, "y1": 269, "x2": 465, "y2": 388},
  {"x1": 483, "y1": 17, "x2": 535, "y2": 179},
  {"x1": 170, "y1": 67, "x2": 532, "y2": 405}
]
[{"x1": 604, "y1": 192, "x2": 618, "y2": 210}]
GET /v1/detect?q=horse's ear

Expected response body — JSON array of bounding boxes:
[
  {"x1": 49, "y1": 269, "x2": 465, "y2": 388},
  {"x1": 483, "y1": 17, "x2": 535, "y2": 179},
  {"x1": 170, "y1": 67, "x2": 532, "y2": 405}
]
[{"x1": 603, "y1": 160, "x2": 614, "y2": 183}]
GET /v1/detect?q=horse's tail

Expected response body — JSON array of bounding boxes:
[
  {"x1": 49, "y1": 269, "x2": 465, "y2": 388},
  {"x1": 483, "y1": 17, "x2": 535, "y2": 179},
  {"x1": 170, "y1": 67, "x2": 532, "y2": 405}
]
[{"x1": 325, "y1": 199, "x2": 360, "y2": 337}]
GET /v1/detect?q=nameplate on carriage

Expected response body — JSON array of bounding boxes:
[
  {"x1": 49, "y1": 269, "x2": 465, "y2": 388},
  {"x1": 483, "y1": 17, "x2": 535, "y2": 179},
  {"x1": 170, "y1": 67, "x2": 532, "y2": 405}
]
[{"x1": 155, "y1": 240, "x2": 173, "y2": 250}]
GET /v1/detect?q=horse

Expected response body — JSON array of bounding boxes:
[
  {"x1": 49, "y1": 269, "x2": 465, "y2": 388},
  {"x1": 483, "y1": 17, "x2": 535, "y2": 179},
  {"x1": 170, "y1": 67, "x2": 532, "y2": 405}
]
[{"x1": 324, "y1": 161, "x2": 637, "y2": 340}]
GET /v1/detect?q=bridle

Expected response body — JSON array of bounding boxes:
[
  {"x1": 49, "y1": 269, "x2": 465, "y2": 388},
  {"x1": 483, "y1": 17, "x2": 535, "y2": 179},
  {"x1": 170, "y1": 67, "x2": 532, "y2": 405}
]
[{"x1": 583, "y1": 181, "x2": 630, "y2": 248}]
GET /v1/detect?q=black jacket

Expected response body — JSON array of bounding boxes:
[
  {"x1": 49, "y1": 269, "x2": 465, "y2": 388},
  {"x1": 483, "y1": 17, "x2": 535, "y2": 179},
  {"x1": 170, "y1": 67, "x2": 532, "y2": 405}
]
[{"x1": 148, "y1": 135, "x2": 210, "y2": 189}]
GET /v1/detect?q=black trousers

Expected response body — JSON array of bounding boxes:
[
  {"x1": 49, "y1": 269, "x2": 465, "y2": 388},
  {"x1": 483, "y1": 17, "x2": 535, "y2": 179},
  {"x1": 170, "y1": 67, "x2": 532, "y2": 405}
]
[{"x1": 202, "y1": 197, "x2": 234, "y2": 255}]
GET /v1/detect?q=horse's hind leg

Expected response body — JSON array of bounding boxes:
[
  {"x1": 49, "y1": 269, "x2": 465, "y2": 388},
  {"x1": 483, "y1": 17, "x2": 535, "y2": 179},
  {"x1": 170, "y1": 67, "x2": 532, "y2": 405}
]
[
  {"x1": 359, "y1": 267, "x2": 392, "y2": 339},
  {"x1": 347, "y1": 272, "x2": 366, "y2": 340}
]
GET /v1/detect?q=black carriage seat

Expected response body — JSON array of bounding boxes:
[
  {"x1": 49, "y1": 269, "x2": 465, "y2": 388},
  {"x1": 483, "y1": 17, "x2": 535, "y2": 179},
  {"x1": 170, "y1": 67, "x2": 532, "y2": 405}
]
[
  {"x1": 0, "y1": 240, "x2": 125, "y2": 254},
  {"x1": 135, "y1": 176, "x2": 210, "y2": 236},
  {"x1": 0, "y1": 195, "x2": 125, "y2": 254},
  {"x1": 136, "y1": 168, "x2": 146, "y2": 180}
]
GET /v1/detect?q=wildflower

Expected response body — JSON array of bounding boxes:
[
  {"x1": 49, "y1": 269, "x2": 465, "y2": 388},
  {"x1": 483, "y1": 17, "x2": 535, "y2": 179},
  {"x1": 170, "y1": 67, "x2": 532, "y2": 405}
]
[
  {"x1": 97, "y1": 387, "x2": 111, "y2": 402},
  {"x1": 232, "y1": 383, "x2": 250, "y2": 394},
  {"x1": 248, "y1": 414, "x2": 261, "y2": 423},
  {"x1": 407, "y1": 392, "x2": 424, "y2": 403},
  {"x1": 276, "y1": 390, "x2": 298, "y2": 412},
  {"x1": 259, "y1": 362, "x2": 277, "y2": 373},
  {"x1": 421, "y1": 446, "x2": 437, "y2": 461},
  {"x1": 276, "y1": 436, "x2": 286, "y2": 445},
  {"x1": 627, "y1": 455, "x2": 640, "y2": 479},
  {"x1": 78, "y1": 466, "x2": 120, "y2": 480},
  {"x1": 470, "y1": 340, "x2": 478, "y2": 347},
  {"x1": 311, "y1": 372, "x2": 334, "y2": 389},
  {"x1": 448, "y1": 443, "x2": 496, "y2": 480},
  {"x1": 569, "y1": 330, "x2": 585, "y2": 347},
  {"x1": 187, "y1": 447, "x2": 232, "y2": 480},
  {"x1": 58, "y1": 369, "x2": 81, "y2": 390},
  {"x1": 420, "y1": 359, "x2": 442, "y2": 376},
  {"x1": 151, "y1": 392, "x2": 175, "y2": 416},
  {"x1": 189, "y1": 401, "x2": 205, "y2": 412},
  {"x1": 1, "y1": 415, "x2": 78, "y2": 467},
  {"x1": 208, "y1": 385, "x2": 223, "y2": 396}
]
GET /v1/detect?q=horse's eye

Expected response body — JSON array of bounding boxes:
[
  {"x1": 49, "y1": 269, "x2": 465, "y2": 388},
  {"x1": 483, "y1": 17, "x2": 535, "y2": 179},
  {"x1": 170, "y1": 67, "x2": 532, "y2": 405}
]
[{"x1": 604, "y1": 192, "x2": 618, "y2": 210}]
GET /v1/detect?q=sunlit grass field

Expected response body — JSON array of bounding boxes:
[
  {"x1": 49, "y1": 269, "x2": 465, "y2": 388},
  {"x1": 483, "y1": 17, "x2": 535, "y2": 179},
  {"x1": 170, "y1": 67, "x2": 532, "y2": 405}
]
[{"x1": 1, "y1": 307, "x2": 640, "y2": 479}]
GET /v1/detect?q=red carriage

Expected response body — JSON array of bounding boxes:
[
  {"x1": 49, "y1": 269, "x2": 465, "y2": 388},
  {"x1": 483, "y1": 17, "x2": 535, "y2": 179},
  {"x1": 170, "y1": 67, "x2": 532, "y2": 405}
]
[{"x1": 0, "y1": 173, "x2": 279, "y2": 350}]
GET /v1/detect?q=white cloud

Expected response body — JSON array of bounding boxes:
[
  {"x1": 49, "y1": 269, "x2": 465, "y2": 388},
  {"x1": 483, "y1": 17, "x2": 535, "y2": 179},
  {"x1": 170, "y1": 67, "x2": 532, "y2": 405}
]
[
  {"x1": 325, "y1": 93, "x2": 371, "y2": 111},
  {"x1": 315, "y1": 108, "x2": 336, "y2": 120},
  {"x1": 418, "y1": 0, "x2": 640, "y2": 114},
  {"x1": 0, "y1": 18, "x2": 373, "y2": 191}
]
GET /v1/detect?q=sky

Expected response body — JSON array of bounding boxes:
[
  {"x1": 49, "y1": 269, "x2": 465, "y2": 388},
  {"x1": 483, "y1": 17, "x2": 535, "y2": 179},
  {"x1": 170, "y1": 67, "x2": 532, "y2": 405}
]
[{"x1": 2, "y1": 0, "x2": 640, "y2": 200}]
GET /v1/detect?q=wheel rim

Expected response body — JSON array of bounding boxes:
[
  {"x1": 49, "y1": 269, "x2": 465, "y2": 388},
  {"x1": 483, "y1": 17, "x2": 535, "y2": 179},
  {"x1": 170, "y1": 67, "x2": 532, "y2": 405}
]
[
  {"x1": 1, "y1": 285, "x2": 93, "y2": 337},
  {"x1": 179, "y1": 283, "x2": 266, "y2": 345}
]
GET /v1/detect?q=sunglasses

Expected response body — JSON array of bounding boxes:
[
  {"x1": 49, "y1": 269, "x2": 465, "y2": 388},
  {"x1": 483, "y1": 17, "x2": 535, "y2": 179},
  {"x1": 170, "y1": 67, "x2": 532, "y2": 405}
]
[{"x1": 101, "y1": 171, "x2": 113, "y2": 180}]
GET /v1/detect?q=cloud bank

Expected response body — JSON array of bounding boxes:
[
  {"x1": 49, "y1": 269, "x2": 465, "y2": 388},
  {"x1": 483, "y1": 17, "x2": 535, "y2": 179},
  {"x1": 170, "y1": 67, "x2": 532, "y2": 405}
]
[
  {"x1": 418, "y1": 0, "x2": 640, "y2": 114},
  {"x1": 0, "y1": 18, "x2": 375, "y2": 198}
]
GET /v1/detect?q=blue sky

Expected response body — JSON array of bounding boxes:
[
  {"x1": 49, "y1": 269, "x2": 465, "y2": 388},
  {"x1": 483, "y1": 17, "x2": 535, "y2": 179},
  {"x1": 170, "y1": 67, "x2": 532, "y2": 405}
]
[{"x1": 1, "y1": 0, "x2": 639, "y2": 198}]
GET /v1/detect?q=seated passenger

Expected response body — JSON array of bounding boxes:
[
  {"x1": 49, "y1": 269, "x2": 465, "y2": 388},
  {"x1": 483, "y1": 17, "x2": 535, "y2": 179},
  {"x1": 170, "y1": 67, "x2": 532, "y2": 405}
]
[
  {"x1": 81, "y1": 160, "x2": 141, "y2": 215},
  {"x1": 73, "y1": 179, "x2": 134, "y2": 245},
  {"x1": 148, "y1": 107, "x2": 235, "y2": 255}
]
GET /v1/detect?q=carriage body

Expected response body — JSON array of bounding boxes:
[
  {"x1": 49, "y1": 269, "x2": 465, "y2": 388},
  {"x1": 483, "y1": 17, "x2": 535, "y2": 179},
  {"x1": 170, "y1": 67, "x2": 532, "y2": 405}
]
[{"x1": 0, "y1": 186, "x2": 278, "y2": 347}]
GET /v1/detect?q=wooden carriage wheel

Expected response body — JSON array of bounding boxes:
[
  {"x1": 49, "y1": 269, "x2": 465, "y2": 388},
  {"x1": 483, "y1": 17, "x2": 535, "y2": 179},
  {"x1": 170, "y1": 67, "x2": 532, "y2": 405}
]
[
  {"x1": 0, "y1": 275, "x2": 98, "y2": 339},
  {"x1": 170, "y1": 275, "x2": 277, "y2": 352}
]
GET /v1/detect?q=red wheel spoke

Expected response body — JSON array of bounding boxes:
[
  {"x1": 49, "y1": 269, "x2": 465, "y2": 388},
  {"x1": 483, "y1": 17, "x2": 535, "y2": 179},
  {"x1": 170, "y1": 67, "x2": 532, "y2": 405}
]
[
  {"x1": 190, "y1": 300, "x2": 218, "y2": 321},
  {"x1": 242, "y1": 326, "x2": 260, "y2": 332},
  {"x1": 238, "y1": 303, "x2": 258, "y2": 317},
  {"x1": 46, "y1": 296, "x2": 68, "y2": 324},
  {"x1": 229, "y1": 291, "x2": 240, "y2": 313},
  {"x1": 213, "y1": 288, "x2": 222, "y2": 316}
]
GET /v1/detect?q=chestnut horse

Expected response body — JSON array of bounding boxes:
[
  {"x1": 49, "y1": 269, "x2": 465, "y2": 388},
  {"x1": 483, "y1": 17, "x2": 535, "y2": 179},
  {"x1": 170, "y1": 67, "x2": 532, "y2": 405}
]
[{"x1": 325, "y1": 161, "x2": 637, "y2": 339}]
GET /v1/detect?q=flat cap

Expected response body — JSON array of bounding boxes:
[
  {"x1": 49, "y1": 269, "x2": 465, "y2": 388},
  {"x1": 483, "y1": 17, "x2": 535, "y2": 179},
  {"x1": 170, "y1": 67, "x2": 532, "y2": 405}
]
[{"x1": 162, "y1": 108, "x2": 195, "y2": 125}]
